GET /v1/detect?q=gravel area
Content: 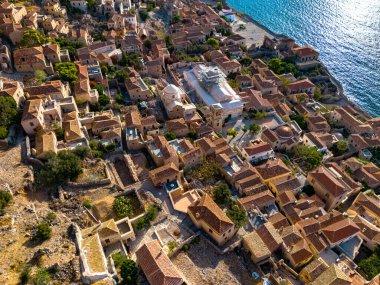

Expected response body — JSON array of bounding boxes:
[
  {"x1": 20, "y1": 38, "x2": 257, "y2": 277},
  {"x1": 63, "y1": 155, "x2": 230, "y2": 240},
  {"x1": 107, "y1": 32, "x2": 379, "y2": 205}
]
[{"x1": 172, "y1": 236, "x2": 255, "y2": 285}]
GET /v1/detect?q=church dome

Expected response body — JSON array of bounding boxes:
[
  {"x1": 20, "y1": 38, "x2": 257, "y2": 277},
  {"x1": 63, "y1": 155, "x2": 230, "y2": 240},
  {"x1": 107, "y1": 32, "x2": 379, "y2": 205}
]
[{"x1": 276, "y1": 125, "x2": 293, "y2": 139}]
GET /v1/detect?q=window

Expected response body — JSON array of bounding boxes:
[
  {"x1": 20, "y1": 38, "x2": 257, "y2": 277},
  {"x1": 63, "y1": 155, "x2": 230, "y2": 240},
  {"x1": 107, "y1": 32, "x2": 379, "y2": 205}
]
[
  {"x1": 208, "y1": 228, "x2": 213, "y2": 234},
  {"x1": 30, "y1": 122, "x2": 34, "y2": 127}
]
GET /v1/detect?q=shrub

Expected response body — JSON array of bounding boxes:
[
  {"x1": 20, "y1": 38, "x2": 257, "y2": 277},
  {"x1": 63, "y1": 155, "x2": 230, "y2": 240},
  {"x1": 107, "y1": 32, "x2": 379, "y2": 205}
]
[
  {"x1": 254, "y1": 110, "x2": 267, "y2": 120},
  {"x1": 40, "y1": 151, "x2": 82, "y2": 186},
  {"x1": 46, "y1": 212, "x2": 56, "y2": 222},
  {"x1": 294, "y1": 145, "x2": 323, "y2": 170},
  {"x1": 73, "y1": 146, "x2": 90, "y2": 159},
  {"x1": 248, "y1": 124, "x2": 261, "y2": 134},
  {"x1": 120, "y1": 259, "x2": 138, "y2": 284},
  {"x1": 290, "y1": 113, "x2": 307, "y2": 130},
  {"x1": 34, "y1": 70, "x2": 47, "y2": 84},
  {"x1": 55, "y1": 62, "x2": 78, "y2": 83},
  {"x1": 135, "y1": 217, "x2": 148, "y2": 230},
  {"x1": 115, "y1": 93, "x2": 124, "y2": 104},
  {"x1": 113, "y1": 196, "x2": 133, "y2": 219},
  {"x1": 31, "y1": 268, "x2": 51, "y2": 285},
  {"x1": 212, "y1": 184, "x2": 231, "y2": 205},
  {"x1": 226, "y1": 128, "x2": 238, "y2": 137},
  {"x1": 358, "y1": 245, "x2": 380, "y2": 279},
  {"x1": 168, "y1": 241, "x2": 178, "y2": 252},
  {"x1": 83, "y1": 199, "x2": 92, "y2": 209},
  {"x1": 164, "y1": 131, "x2": 176, "y2": 141},
  {"x1": 139, "y1": 10, "x2": 149, "y2": 21},
  {"x1": 226, "y1": 203, "x2": 248, "y2": 227},
  {"x1": 145, "y1": 204, "x2": 158, "y2": 222},
  {"x1": 19, "y1": 264, "x2": 31, "y2": 285},
  {"x1": 35, "y1": 222, "x2": 52, "y2": 241},
  {"x1": 112, "y1": 252, "x2": 128, "y2": 268},
  {"x1": 206, "y1": 38, "x2": 219, "y2": 49},
  {"x1": 0, "y1": 190, "x2": 12, "y2": 215},
  {"x1": 0, "y1": 96, "x2": 17, "y2": 137}
]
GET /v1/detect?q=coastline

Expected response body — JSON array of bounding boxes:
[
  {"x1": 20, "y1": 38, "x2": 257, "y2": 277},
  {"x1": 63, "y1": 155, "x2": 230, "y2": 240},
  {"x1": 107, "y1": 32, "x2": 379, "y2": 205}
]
[{"x1": 217, "y1": 0, "x2": 374, "y2": 119}]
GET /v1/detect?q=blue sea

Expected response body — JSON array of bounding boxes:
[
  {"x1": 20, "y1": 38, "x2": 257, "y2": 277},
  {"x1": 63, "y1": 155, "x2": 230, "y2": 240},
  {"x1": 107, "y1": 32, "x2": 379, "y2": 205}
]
[{"x1": 227, "y1": 0, "x2": 380, "y2": 116}]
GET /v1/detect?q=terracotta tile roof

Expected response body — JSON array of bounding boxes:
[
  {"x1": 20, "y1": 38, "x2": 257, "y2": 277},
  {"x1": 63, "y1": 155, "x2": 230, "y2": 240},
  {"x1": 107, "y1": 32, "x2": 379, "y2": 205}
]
[
  {"x1": 243, "y1": 140, "x2": 272, "y2": 156},
  {"x1": 353, "y1": 215, "x2": 380, "y2": 243},
  {"x1": 308, "y1": 166, "x2": 346, "y2": 197},
  {"x1": 135, "y1": 240, "x2": 183, "y2": 285},
  {"x1": 321, "y1": 218, "x2": 360, "y2": 245},
  {"x1": 22, "y1": 98, "x2": 43, "y2": 121},
  {"x1": 255, "y1": 159, "x2": 291, "y2": 181},
  {"x1": 256, "y1": 222, "x2": 283, "y2": 250},
  {"x1": 268, "y1": 212, "x2": 290, "y2": 229},
  {"x1": 292, "y1": 46, "x2": 319, "y2": 57},
  {"x1": 287, "y1": 238, "x2": 313, "y2": 266},
  {"x1": 312, "y1": 264, "x2": 352, "y2": 285},
  {"x1": 238, "y1": 190, "x2": 275, "y2": 211},
  {"x1": 277, "y1": 190, "x2": 296, "y2": 207},
  {"x1": 188, "y1": 194, "x2": 234, "y2": 234},
  {"x1": 287, "y1": 79, "x2": 315, "y2": 91},
  {"x1": 35, "y1": 130, "x2": 56, "y2": 156},
  {"x1": 149, "y1": 163, "x2": 179, "y2": 183},
  {"x1": 301, "y1": 257, "x2": 328, "y2": 281},
  {"x1": 271, "y1": 175, "x2": 302, "y2": 193}
]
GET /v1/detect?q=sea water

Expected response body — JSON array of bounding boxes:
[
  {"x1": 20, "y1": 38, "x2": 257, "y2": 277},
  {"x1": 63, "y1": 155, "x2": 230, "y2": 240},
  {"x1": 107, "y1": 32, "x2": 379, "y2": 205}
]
[{"x1": 227, "y1": 0, "x2": 380, "y2": 116}]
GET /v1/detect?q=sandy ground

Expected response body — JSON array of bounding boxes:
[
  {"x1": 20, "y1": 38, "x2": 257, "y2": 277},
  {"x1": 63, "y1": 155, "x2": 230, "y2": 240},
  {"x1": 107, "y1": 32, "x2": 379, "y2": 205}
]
[{"x1": 0, "y1": 146, "x2": 80, "y2": 285}]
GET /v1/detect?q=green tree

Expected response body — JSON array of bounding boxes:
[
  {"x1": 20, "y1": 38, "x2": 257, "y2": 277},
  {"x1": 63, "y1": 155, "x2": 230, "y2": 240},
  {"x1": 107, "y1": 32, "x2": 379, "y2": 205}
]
[
  {"x1": 139, "y1": 10, "x2": 149, "y2": 21},
  {"x1": 0, "y1": 190, "x2": 12, "y2": 215},
  {"x1": 40, "y1": 151, "x2": 82, "y2": 185},
  {"x1": 268, "y1": 58, "x2": 300, "y2": 77},
  {"x1": 113, "y1": 196, "x2": 133, "y2": 219},
  {"x1": 164, "y1": 131, "x2": 176, "y2": 141},
  {"x1": 34, "y1": 70, "x2": 47, "y2": 84},
  {"x1": 212, "y1": 183, "x2": 231, "y2": 205},
  {"x1": 0, "y1": 96, "x2": 17, "y2": 139},
  {"x1": 73, "y1": 146, "x2": 91, "y2": 159},
  {"x1": 254, "y1": 111, "x2": 267, "y2": 120},
  {"x1": 216, "y1": 1, "x2": 223, "y2": 10},
  {"x1": 34, "y1": 222, "x2": 52, "y2": 241},
  {"x1": 145, "y1": 204, "x2": 158, "y2": 221},
  {"x1": 336, "y1": 140, "x2": 349, "y2": 152},
  {"x1": 290, "y1": 113, "x2": 307, "y2": 130},
  {"x1": 115, "y1": 70, "x2": 129, "y2": 81},
  {"x1": 226, "y1": 203, "x2": 247, "y2": 227},
  {"x1": 314, "y1": 87, "x2": 322, "y2": 100},
  {"x1": 170, "y1": 14, "x2": 182, "y2": 24},
  {"x1": 120, "y1": 259, "x2": 138, "y2": 284},
  {"x1": 206, "y1": 38, "x2": 219, "y2": 49},
  {"x1": 20, "y1": 29, "x2": 49, "y2": 48},
  {"x1": 226, "y1": 128, "x2": 238, "y2": 137},
  {"x1": 248, "y1": 124, "x2": 261, "y2": 134},
  {"x1": 55, "y1": 62, "x2": 78, "y2": 83},
  {"x1": 144, "y1": 39, "x2": 152, "y2": 50},
  {"x1": 99, "y1": 94, "x2": 110, "y2": 107},
  {"x1": 239, "y1": 57, "x2": 252, "y2": 67},
  {"x1": 86, "y1": 0, "x2": 96, "y2": 11},
  {"x1": 294, "y1": 145, "x2": 323, "y2": 170},
  {"x1": 56, "y1": 37, "x2": 84, "y2": 59}
]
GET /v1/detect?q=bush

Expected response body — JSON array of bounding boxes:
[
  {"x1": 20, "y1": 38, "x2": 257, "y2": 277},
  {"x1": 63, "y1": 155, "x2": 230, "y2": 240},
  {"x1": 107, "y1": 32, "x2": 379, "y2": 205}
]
[
  {"x1": 226, "y1": 128, "x2": 238, "y2": 137},
  {"x1": 31, "y1": 268, "x2": 51, "y2": 285},
  {"x1": 206, "y1": 38, "x2": 219, "y2": 49},
  {"x1": 0, "y1": 190, "x2": 12, "y2": 215},
  {"x1": 40, "y1": 151, "x2": 82, "y2": 186},
  {"x1": 73, "y1": 146, "x2": 91, "y2": 159},
  {"x1": 164, "y1": 131, "x2": 176, "y2": 141},
  {"x1": 115, "y1": 93, "x2": 124, "y2": 104},
  {"x1": 212, "y1": 184, "x2": 231, "y2": 205},
  {"x1": 145, "y1": 204, "x2": 158, "y2": 221},
  {"x1": 226, "y1": 203, "x2": 247, "y2": 227},
  {"x1": 34, "y1": 70, "x2": 47, "y2": 84},
  {"x1": 268, "y1": 58, "x2": 300, "y2": 77},
  {"x1": 46, "y1": 212, "x2": 56, "y2": 222},
  {"x1": 120, "y1": 259, "x2": 138, "y2": 284},
  {"x1": 113, "y1": 196, "x2": 133, "y2": 219},
  {"x1": 182, "y1": 244, "x2": 190, "y2": 252},
  {"x1": 248, "y1": 124, "x2": 261, "y2": 134},
  {"x1": 83, "y1": 199, "x2": 92, "y2": 209},
  {"x1": 112, "y1": 252, "x2": 128, "y2": 268},
  {"x1": 168, "y1": 241, "x2": 178, "y2": 252},
  {"x1": 55, "y1": 62, "x2": 78, "y2": 83},
  {"x1": 19, "y1": 264, "x2": 31, "y2": 285},
  {"x1": 139, "y1": 10, "x2": 149, "y2": 21},
  {"x1": 294, "y1": 145, "x2": 323, "y2": 170},
  {"x1": 53, "y1": 126, "x2": 64, "y2": 140},
  {"x1": 0, "y1": 96, "x2": 17, "y2": 138},
  {"x1": 358, "y1": 246, "x2": 380, "y2": 279},
  {"x1": 290, "y1": 113, "x2": 307, "y2": 130},
  {"x1": 187, "y1": 158, "x2": 220, "y2": 183},
  {"x1": 34, "y1": 222, "x2": 52, "y2": 241},
  {"x1": 135, "y1": 217, "x2": 148, "y2": 230},
  {"x1": 254, "y1": 110, "x2": 267, "y2": 120}
]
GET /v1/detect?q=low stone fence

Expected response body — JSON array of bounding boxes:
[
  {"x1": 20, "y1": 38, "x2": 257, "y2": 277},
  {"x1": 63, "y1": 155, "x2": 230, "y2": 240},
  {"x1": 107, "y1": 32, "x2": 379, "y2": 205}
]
[{"x1": 25, "y1": 137, "x2": 44, "y2": 167}]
